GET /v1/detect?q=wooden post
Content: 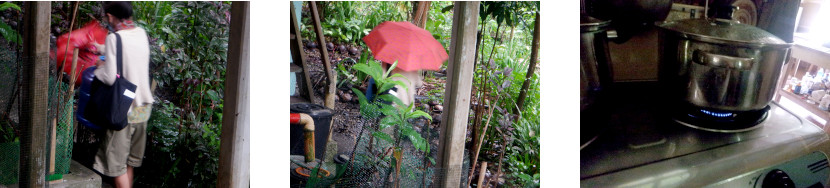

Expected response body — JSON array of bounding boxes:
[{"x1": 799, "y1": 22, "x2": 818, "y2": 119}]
[
  {"x1": 290, "y1": 2, "x2": 314, "y2": 102},
  {"x1": 436, "y1": 2, "x2": 479, "y2": 187},
  {"x1": 19, "y1": 1, "x2": 51, "y2": 187},
  {"x1": 310, "y1": 2, "x2": 337, "y2": 109},
  {"x1": 515, "y1": 11, "x2": 540, "y2": 114},
  {"x1": 217, "y1": 1, "x2": 250, "y2": 188}
]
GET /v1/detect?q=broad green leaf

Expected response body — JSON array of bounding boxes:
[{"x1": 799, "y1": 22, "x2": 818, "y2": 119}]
[
  {"x1": 379, "y1": 116, "x2": 396, "y2": 130},
  {"x1": 386, "y1": 80, "x2": 409, "y2": 94},
  {"x1": 0, "y1": 22, "x2": 20, "y2": 45},
  {"x1": 408, "y1": 134, "x2": 427, "y2": 152},
  {"x1": 409, "y1": 110, "x2": 432, "y2": 120},
  {"x1": 441, "y1": 5, "x2": 453, "y2": 13},
  {"x1": 379, "y1": 103, "x2": 398, "y2": 117},
  {"x1": 0, "y1": 2, "x2": 21, "y2": 12},
  {"x1": 206, "y1": 90, "x2": 219, "y2": 103},
  {"x1": 353, "y1": 63, "x2": 382, "y2": 82},
  {"x1": 377, "y1": 94, "x2": 404, "y2": 107},
  {"x1": 372, "y1": 131, "x2": 394, "y2": 143},
  {"x1": 377, "y1": 83, "x2": 397, "y2": 96}
]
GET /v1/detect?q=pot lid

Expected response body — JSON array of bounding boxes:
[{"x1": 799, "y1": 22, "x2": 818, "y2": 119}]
[
  {"x1": 657, "y1": 18, "x2": 790, "y2": 48},
  {"x1": 581, "y1": 14, "x2": 610, "y2": 32}
]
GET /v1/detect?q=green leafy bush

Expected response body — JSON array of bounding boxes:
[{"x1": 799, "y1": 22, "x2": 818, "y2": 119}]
[
  {"x1": 0, "y1": 2, "x2": 21, "y2": 45},
  {"x1": 132, "y1": 1, "x2": 229, "y2": 187}
]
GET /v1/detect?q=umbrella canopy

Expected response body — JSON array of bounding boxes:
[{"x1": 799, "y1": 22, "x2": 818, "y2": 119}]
[{"x1": 362, "y1": 21, "x2": 448, "y2": 72}]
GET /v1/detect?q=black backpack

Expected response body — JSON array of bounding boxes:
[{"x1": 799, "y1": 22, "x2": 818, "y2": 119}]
[{"x1": 84, "y1": 33, "x2": 137, "y2": 130}]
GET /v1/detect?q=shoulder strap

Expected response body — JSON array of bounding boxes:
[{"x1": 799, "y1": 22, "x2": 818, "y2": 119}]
[{"x1": 114, "y1": 32, "x2": 123, "y2": 76}]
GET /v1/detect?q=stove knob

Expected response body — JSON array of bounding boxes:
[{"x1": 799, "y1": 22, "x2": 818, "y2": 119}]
[{"x1": 762, "y1": 169, "x2": 795, "y2": 188}]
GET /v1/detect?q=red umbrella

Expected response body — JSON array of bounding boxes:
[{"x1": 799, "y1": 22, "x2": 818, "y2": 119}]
[{"x1": 362, "y1": 21, "x2": 448, "y2": 72}]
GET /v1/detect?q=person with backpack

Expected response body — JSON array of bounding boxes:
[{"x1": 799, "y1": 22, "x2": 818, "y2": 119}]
[{"x1": 91, "y1": 2, "x2": 153, "y2": 187}]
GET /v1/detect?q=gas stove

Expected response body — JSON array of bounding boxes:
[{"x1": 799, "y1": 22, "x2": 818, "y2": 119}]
[{"x1": 581, "y1": 82, "x2": 830, "y2": 187}]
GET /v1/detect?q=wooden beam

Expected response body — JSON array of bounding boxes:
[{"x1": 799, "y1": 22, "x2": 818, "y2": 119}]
[
  {"x1": 310, "y1": 2, "x2": 336, "y2": 109},
  {"x1": 290, "y1": 2, "x2": 313, "y2": 102},
  {"x1": 19, "y1": 1, "x2": 51, "y2": 187},
  {"x1": 436, "y1": 2, "x2": 479, "y2": 187},
  {"x1": 217, "y1": 1, "x2": 250, "y2": 188}
]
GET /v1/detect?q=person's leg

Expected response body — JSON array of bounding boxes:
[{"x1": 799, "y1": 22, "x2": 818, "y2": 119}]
[
  {"x1": 93, "y1": 127, "x2": 132, "y2": 186},
  {"x1": 113, "y1": 172, "x2": 130, "y2": 188},
  {"x1": 127, "y1": 166, "x2": 134, "y2": 186},
  {"x1": 125, "y1": 117, "x2": 149, "y2": 187}
]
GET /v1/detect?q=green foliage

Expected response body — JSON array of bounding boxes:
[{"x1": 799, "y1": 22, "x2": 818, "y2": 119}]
[
  {"x1": 305, "y1": 1, "x2": 409, "y2": 44},
  {"x1": 515, "y1": 173, "x2": 540, "y2": 188},
  {"x1": 0, "y1": 2, "x2": 21, "y2": 12},
  {"x1": 425, "y1": 2, "x2": 453, "y2": 52},
  {"x1": 351, "y1": 60, "x2": 429, "y2": 155},
  {"x1": 471, "y1": 2, "x2": 541, "y2": 187},
  {"x1": 0, "y1": 120, "x2": 17, "y2": 143},
  {"x1": 0, "y1": 2, "x2": 21, "y2": 45},
  {"x1": 133, "y1": 1, "x2": 229, "y2": 187}
]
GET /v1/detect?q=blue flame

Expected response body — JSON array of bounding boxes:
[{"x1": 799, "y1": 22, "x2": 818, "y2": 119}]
[{"x1": 700, "y1": 109, "x2": 733, "y2": 118}]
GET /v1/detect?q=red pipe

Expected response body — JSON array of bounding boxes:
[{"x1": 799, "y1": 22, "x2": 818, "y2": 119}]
[{"x1": 290, "y1": 113, "x2": 315, "y2": 162}]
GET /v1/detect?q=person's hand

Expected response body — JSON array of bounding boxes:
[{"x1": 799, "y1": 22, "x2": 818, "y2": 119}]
[
  {"x1": 88, "y1": 32, "x2": 105, "y2": 54},
  {"x1": 90, "y1": 42, "x2": 105, "y2": 55},
  {"x1": 96, "y1": 59, "x2": 105, "y2": 67}
]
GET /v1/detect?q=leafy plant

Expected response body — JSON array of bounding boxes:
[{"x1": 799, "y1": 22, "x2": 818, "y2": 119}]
[
  {"x1": 132, "y1": 2, "x2": 230, "y2": 187},
  {"x1": 0, "y1": 2, "x2": 21, "y2": 45},
  {"x1": 0, "y1": 120, "x2": 17, "y2": 143},
  {"x1": 350, "y1": 59, "x2": 433, "y2": 187},
  {"x1": 350, "y1": 59, "x2": 408, "y2": 119}
]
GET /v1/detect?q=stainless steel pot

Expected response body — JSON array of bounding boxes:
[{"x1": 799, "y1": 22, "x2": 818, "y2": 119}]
[
  {"x1": 657, "y1": 18, "x2": 792, "y2": 112},
  {"x1": 581, "y1": 15, "x2": 613, "y2": 111}
]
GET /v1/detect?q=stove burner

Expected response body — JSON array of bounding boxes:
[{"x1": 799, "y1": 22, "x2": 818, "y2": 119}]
[{"x1": 673, "y1": 104, "x2": 770, "y2": 133}]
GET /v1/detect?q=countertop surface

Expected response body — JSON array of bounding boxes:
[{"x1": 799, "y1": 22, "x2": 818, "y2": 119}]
[{"x1": 581, "y1": 82, "x2": 826, "y2": 181}]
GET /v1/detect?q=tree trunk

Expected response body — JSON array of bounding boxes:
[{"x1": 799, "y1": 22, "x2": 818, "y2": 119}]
[
  {"x1": 411, "y1": 1, "x2": 431, "y2": 28},
  {"x1": 515, "y1": 12, "x2": 540, "y2": 114}
]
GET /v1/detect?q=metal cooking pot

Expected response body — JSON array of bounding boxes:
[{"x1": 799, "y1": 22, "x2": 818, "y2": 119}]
[
  {"x1": 581, "y1": 15, "x2": 614, "y2": 111},
  {"x1": 657, "y1": 18, "x2": 792, "y2": 112}
]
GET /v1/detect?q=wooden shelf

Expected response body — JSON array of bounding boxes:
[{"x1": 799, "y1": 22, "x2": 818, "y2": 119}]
[{"x1": 779, "y1": 90, "x2": 830, "y2": 125}]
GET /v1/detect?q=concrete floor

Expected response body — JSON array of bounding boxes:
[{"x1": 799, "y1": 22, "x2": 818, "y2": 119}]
[{"x1": 0, "y1": 160, "x2": 101, "y2": 188}]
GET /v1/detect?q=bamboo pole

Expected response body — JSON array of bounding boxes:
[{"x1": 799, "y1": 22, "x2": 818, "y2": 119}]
[{"x1": 477, "y1": 161, "x2": 488, "y2": 188}]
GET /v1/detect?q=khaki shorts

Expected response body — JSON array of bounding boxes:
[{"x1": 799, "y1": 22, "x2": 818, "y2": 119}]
[{"x1": 92, "y1": 105, "x2": 152, "y2": 177}]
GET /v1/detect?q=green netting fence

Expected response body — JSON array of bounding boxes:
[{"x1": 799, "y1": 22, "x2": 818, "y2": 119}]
[{"x1": 0, "y1": 50, "x2": 77, "y2": 185}]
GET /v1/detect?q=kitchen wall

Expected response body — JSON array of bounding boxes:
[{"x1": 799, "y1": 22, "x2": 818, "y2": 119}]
[{"x1": 609, "y1": 27, "x2": 660, "y2": 82}]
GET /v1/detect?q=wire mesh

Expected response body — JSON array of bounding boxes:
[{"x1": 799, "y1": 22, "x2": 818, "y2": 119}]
[
  {"x1": 0, "y1": 46, "x2": 22, "y2": 185},
  {"x1": 0, "y1": 50, "x2": 77, "y2": 184},
  {"x1": 48, "y1": 76, "x2": 76, "y2": 175},
  {"x1": 290, "y1": 121, "x2": 469, "y2": 188}
]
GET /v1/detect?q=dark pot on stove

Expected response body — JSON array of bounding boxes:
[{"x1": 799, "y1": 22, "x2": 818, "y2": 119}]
[{"x1": 656, "y1": 18, "x2": 792, "y2": 112}]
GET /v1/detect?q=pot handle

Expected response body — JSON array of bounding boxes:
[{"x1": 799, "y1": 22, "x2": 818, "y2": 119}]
[
  {"x1": 693, "y1": 50, "x2": 755, "y2": 70},
  {"x1": 607, "y1": 30, "x2": 618, "y2": 39}
]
